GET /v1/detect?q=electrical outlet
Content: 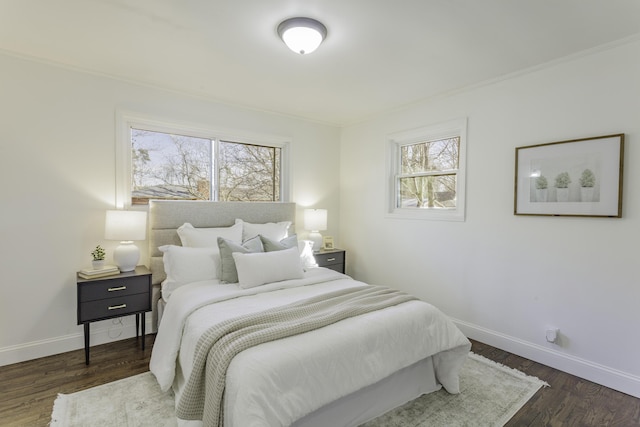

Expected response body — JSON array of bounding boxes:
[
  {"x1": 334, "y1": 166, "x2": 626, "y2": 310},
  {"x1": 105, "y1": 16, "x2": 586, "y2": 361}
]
[{"x1": 546, "y1": 328, "x2": 559, "y2": 343}]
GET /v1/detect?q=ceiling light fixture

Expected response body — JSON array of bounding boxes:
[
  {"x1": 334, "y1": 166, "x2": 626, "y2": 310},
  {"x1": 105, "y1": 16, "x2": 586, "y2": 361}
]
[{"x1": 277, "y1": 17, "x2": 327, "y2": 55}]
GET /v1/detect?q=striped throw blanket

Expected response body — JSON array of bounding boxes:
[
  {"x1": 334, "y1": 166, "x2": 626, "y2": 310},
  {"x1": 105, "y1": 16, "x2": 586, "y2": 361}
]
[{"x1": 175, "y1": 285, "x2": 417, "y2": 426}]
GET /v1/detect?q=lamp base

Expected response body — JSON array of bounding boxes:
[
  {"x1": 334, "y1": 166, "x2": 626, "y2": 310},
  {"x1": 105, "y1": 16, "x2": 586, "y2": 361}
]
[
  {"x1": 113, "y1": 241, "x2": 140, "y2": 272},
  {"x1": 308, "y1": 231, "x2": 323, "y2": 251}
]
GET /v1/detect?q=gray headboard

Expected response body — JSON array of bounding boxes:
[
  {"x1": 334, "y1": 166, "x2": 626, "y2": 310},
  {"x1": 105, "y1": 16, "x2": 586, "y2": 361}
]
[{"x1": 148, "y1": 200, "x2": 297, "y2": 285}]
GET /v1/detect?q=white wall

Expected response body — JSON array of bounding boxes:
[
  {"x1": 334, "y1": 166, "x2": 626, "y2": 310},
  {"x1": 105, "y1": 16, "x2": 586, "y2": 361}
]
[
  {"x1": 340, "y1": 39, "x2": 640, "y2": 397},
  {"x1": 0, "y1": 53, "x2": 341, "y2": 364}
]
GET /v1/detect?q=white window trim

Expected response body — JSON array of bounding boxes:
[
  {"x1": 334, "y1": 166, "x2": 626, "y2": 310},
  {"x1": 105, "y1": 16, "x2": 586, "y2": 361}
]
[
  {"x1": 115, "y1": 110, "x2": 291, "y2": 208},
  {"x1": 386, "y1": 118, "x2": 467, "y2": 221}
]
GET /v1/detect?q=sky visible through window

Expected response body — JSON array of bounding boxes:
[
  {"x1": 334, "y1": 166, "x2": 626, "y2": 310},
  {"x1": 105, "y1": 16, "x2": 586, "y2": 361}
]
[{"x1": 131, "y1": 128, "x2": 211, "y2": 188}]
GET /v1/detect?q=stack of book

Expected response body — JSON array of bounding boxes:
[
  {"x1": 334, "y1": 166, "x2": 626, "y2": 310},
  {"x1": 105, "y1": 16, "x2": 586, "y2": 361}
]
[{"x1": 78, "y1": 265, "x2": 120, "y2": 279}]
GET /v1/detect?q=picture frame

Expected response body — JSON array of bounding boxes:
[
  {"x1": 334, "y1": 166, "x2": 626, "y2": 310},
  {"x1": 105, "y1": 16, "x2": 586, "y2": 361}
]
[
  {"x1": 514, "y1": 134, "x2": 624, "y2": 217},
  {"x1": 322, "y1": 236, "x2": 334, "y2": 250}
]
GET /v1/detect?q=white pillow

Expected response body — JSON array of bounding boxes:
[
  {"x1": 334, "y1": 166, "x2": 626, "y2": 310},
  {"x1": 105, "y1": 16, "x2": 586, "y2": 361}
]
[
  {"x1": 235, "y1": 219, "x2": 291, "y2": 241},
  {"x1": 233, "y1": 246, "x2": 304, "y2": 289},
  {"x1": 159, "y1": 245, "x2": 220, "y2": 299},
  {"x1": 298, "y1": 239, "x2": 318, "y2": 268},
  {"x1": 177, "y1": 222, "x2": 242, "y2": 247},
  {"x1": 217, "y1": 236, "x2": 264, "y2": 283}
]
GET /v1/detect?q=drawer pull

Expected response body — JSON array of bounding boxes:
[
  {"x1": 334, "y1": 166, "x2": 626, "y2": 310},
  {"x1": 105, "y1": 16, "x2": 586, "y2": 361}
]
[
  {"x1": 108, "y1": 286, "x2": 127, "y2": 292},
  {"x1": 327, "y1": 258, "x2": 336, "y2": 262},
  {"x1": 108, "y1": 304, "x2": 127, "y2": 310}
]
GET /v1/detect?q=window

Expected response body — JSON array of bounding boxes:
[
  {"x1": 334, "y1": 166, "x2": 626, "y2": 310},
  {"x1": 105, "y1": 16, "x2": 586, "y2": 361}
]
[
  {"x1": 218, "y1": 140, "x2": 281, "y2": 202},
  {"x1": 387, "y1": 118, "x2": 467, "y2": 221},
  {"x1": 116, "y1": 112, "x2": 289, "y2": 207}
]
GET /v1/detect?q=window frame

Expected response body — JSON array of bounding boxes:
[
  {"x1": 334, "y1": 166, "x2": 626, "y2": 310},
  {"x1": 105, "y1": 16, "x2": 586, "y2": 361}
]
[
  {"x1": 386, "y1": 118, "x2": 467, "y2": 221},
  {"x1": 115, "y1": 110, "x2": 290, "y2": 208}
]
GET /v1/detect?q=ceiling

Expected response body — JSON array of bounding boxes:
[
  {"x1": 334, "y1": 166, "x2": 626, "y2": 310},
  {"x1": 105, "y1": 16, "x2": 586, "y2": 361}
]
[{"x1": 2, "y1": 0, "x2": 639, "y2": 126}]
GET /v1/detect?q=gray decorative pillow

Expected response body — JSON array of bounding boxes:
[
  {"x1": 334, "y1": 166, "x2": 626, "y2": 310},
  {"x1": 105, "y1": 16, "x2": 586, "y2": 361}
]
[
  {"x1": 260, "y1": 234, "x2": 298, "y2": 252},
  {"x1": 217, "y1": 236, "x2": 264, "y2": 283}
]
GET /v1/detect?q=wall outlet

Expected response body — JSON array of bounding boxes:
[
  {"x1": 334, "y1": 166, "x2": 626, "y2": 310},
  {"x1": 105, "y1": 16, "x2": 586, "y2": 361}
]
[{"x1": 546, "y1": 328, "x2": 559, "y2": 343}]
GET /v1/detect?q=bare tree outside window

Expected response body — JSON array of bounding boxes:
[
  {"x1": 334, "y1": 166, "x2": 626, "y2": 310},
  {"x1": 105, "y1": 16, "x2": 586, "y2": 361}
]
[
  {"x1": 219, "y1": 141, "x2": 281, "y2": 201},
  {"x1": 398, "y1": 137, "x2": 460, "y2": 208}
]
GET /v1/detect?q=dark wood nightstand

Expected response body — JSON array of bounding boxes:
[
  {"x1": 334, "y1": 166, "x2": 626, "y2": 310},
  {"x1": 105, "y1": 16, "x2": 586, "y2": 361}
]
[
  {"x1": 77, "y1": 266, "x2": 151, "y2": 364},
  {"x1": 314, "y1": 248, "x2": 346, "y2": 274}
]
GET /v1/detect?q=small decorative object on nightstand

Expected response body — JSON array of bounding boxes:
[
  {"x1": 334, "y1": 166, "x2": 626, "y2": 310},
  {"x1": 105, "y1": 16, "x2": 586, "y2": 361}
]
[
  {"x1": 90, "y1": 245, "x2": 106, "y2": 270},
  {"x1": 77, "y1": 265, "x2": 151, "y2": 365},
  {"x1": 314, "y1": 248, "x2": 346, "y2": 274},
  {"x1": 322, "y1": 236, "x2": 334, "y2": 251}
]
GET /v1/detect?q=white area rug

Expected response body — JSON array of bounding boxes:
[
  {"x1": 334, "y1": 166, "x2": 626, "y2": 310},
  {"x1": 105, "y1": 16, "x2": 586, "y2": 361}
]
[{"x1": 50, "y1": 353, "x2": 547, "y2": 427}]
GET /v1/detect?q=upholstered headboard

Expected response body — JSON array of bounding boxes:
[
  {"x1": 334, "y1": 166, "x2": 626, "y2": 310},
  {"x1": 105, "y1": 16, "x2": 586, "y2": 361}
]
[{"x1": 147, "y1": 200, "x2": 297, "y2": 327}]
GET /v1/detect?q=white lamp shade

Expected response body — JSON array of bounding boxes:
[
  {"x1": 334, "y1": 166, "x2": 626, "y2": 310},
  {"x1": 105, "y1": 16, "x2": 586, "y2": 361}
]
[
  {"x1": 105, "y1": 210, "x2": 147, "y2": 241},
  {"x1": 304, "y1": 209, "x2": 327, "y2": 231}
]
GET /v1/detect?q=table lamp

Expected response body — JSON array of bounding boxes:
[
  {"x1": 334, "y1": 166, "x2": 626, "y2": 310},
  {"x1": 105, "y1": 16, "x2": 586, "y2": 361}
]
[
  {"x1": 104, "y1": 210, "x2": 147, "y2": 272},
  {"x1": 304, "y1": 208, "x2": 327, "y2": 251}
]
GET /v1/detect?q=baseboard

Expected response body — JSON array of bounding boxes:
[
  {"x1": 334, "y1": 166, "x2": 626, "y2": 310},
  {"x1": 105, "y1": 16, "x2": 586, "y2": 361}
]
[
  {"x1": 0, "y1": 317, "x2": 155, "y2": 367},
  {"x1": 453, "y1": 318, "x2": 640, "y2": 399}
]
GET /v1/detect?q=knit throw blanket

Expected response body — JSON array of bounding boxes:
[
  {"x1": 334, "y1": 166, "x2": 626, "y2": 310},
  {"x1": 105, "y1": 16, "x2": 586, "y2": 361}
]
[{"x1": 175, "y1": 285, "x2": 417, "y2": 426}]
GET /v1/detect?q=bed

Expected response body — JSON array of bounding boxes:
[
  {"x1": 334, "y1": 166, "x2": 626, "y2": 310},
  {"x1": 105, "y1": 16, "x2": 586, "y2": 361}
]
[{"x1": 147, "y1": 200, "x2": 471, "y2": 427}]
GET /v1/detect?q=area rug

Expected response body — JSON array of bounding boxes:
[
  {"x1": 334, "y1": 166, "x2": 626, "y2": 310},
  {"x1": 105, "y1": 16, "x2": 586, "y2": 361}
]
[{"x1": 50, "y1": 352, "x2": 547, "y2": 426}]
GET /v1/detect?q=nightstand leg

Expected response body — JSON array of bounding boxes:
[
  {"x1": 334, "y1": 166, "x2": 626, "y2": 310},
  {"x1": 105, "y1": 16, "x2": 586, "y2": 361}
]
[
  {"x1": 135, "y1": 314, "x2": 140, "y2": 338},
  {"x1": 84, "y1": 323, "x2": 90, "y2": 365},
  {"x1": 141, "y1": 313, "x2": 146, "y2": 350}
]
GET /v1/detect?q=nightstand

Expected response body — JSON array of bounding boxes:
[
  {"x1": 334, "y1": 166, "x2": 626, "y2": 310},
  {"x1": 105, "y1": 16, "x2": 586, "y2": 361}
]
[
  {"x1": 77, "y1": 266, "x2": 152, "y2": 365},
  {"x1": 314, "y1": 248, "x2": 346, "y2": 274}
]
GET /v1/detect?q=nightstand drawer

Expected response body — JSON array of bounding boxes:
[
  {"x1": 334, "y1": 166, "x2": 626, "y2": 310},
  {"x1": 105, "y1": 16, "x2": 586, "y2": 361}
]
[
  {"x1": 78, "y1": 275, "x2": 149, "y2": 302},
  {"x1": 78, "y1": 293, "x2": 151, "y2": 323},
  {"x1": 314, "y1": 251, "x2": 345, "y2": 267},
  {"x1": 314, "y1": 249, "x2": 346, "y2": 274}
]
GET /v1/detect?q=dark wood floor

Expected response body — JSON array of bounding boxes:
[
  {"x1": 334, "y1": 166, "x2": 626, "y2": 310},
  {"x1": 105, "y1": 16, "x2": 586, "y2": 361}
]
[
  {"x1": 0, "y1": 335, "x2": 155, "y2": 427},
  {"x1": 1, "y1": 335, "x2": 638, "y2": 426},
  {"x1": 471, "y1": 340, "x2": 640, "y2": 427}
]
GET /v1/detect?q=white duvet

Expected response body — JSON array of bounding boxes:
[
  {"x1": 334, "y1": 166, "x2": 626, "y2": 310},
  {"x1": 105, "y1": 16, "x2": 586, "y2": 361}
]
[{"x1": 150, "y1": 268, "x2": 470, "y2": 427}]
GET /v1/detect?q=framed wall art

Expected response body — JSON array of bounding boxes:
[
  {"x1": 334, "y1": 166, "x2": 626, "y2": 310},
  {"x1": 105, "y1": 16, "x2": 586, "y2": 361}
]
[{"x1": 514, "y1": 134, "x2": 624, "y2": 217}]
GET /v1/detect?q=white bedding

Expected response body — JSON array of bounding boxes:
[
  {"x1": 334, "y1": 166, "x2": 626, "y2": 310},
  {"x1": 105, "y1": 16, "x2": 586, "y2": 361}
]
[{"x1": 150, "y1": 268, "x2": 470, "y2": 427}]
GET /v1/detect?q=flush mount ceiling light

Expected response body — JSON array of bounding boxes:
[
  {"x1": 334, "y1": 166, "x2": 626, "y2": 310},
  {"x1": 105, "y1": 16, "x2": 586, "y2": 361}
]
[{"x1": 277, "y1": 17, "x2": 327, "y2": 55}]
